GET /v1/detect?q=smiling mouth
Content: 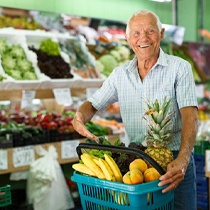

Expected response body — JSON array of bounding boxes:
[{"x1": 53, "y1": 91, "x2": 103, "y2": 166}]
[{"x1": 138, "y1": 44, "x2": 152, "y2": 48}]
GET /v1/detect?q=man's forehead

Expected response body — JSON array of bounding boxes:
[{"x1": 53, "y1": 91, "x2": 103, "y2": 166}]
[
  {"x1": 131, "y1": 23, "x2": 157, "y2": 30},
  {"x1": 130, "y1": 16, "x2": 158, "y2": 29}
]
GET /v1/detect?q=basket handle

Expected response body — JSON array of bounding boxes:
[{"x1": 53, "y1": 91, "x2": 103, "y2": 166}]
[{"x1": 76, "y1": 143, "x2": 165, "y2": 175}]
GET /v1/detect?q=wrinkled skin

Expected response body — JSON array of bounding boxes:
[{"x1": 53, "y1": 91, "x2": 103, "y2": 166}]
[{"x1": 125, "y1": 12, "x2": 165, "y2": 80}]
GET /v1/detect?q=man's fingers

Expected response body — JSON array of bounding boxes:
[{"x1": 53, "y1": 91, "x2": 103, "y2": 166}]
[
  {"x1": 73, "y1": 119, "x2": 99, "y2": 142},
  {"x1": 162, "y1": 182, "x2": 177, "y2": 193}
]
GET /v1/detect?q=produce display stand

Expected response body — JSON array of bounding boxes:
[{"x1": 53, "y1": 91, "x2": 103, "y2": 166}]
[
  {"x1": 0, "y1": 141, "x2": 82, "y2": 175},
  {"x1": 0, "y1": 185, "x2": 12, "y2": 208},
  {"x1": 0, "y1": 135, "x2": 119, "y2": 175},
  {"x1": 71, "y1": 143, "x2": 174, "y2": 210}
]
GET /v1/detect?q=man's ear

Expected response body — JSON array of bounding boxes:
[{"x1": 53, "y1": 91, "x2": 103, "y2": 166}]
[
  {"x1": 125, "y1": 34, "x2": 128, "y2": 42},
  {"x1": 125, "y1": 34, "x2": 130, "y2": 46},
  {"x1": 160, "y1": 28, "x2": 165, "y2": 40}
]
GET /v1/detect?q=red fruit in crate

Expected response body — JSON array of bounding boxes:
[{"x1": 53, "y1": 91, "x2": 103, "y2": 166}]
[
  {"x1": 0, "y1": 115, "x2": 8, "y2": 123},
  {"x1": 58, "y1": 125, "x2": 74, "y2": 133},
  {"x1": 65, "y1": 116, "x2": 74, "y2": 125},
  {"x1": 54, "y1": 117, "x2": 66, "y2": 127},
  {"x1": 40, "y1": 121, "x2": 48, "y2": 129},
  {"x1": 25, "y1": 117, "x2": 36, "y2": 126},
  {"x1": 42, "y1": 113, "x2": 54, "y2": 123},
  {"x1": 47, "y1": 121, "x2": 58, "y2": 130},
  {"x1": 36, "y1": 113, "x2": 45, "y2": 123},
  {"x1": 9, "y1": 113, "x2": 25, "y2": 123}
]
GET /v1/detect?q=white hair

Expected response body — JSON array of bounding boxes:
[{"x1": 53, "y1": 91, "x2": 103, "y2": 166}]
[{"x1": 126, "y1": 10, "x2": 163, "y2": 37}]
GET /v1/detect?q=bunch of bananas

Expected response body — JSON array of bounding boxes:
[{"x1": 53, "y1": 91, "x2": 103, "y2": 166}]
[
  {"x1": 72, "y1": 153, "x2": 123, "y2": 182},
  {"x1": 110, "y1": 191, "x2": 130, "y2": 205}
]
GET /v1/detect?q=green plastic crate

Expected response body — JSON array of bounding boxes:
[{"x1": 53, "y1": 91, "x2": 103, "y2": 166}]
[
  {"x1": 0, "y1": 185, "x2": 12, "y2": 207},
  {"x1": 194, "y1": 140, "x2": 210, "y2": 155}
]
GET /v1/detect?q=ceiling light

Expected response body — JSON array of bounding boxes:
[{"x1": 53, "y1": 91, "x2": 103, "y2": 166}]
[{"x1": 149, "y1": 0, "x2": 171, "y2": 2}]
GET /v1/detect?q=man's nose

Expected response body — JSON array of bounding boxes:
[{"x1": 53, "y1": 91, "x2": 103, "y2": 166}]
[{"x1": 139, "y1": 31, "x2": 149, "y2": 40}]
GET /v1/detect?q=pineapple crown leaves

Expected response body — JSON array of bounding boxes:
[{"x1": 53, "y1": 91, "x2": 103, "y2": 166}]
[
  {"x1": 143, "y1": 96, "x2": 174, "y2": 147},
  {"x1": 144, "y1": 96, "x2": 173, "y2": 125}
]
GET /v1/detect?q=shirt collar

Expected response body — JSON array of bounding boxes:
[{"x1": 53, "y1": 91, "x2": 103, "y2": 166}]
[
  {"x1": 127, "y1": 48, "x2": 168, "y2": 73},
  {"x1": 157, "y1": 48, "x2": 168, "y2": 67}
]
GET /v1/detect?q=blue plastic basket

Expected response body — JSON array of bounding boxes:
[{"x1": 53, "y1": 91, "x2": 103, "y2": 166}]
[
  {"x1": 0, "y1": 185, "x2": 12, "y2": 207},
  {"x1": 71, "y1": 172, "x2": 174, "y2": 210}
]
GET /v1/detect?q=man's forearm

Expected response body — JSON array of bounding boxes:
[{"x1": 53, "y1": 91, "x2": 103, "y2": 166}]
[
  {"x1": 76, "y1": 101, "x2": 98, "y2": 123},
  {"x1": 178, "y1": 107, "x2": 198, "y2": 163}
]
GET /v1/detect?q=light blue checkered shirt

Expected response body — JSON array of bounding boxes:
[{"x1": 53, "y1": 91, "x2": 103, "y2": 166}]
[{"x1": 88, "y1": 48, "x2": 198, "y2": 150}]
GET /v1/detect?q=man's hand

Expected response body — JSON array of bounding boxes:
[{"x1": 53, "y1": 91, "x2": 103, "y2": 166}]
[
  {"x1": 158, "y1": 157, "x2": 186, "y2": 193},
  {"x1": 72, "y1": 112, "x2": 99, "y2": 142}
]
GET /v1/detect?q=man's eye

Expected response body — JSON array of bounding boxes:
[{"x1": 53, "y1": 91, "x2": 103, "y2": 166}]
[
  {"x1": 134, "y1": 31, "x2": 140, "y2": 36},
  {"x1": 147, "y1": 29, "x2": 154, "y2": 35}
]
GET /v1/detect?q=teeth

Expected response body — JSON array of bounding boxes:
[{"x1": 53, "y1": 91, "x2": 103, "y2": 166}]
[
  {"x1": 141, "y1": 45, "x2": 150, "y2": 48},
  {"x1": 141, "y1": 45, "x2": 149, "y2": 48},
  {"x1": 137, "y1": 44, "x2": 152, "y2": 48}
]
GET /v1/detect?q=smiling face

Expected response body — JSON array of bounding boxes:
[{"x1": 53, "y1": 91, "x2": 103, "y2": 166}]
[{"x1": 126, "y1": 12, "x2": 165, "y2": 62}]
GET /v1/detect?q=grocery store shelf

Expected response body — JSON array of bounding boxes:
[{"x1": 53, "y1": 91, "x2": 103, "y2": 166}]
[
  {"x1": 0, "y1": 135, "x2": 119, "y2": 175},
  {"x1": 0, "y1": 79, "x2": 104, "y2": 100},
  {"x1": 0, "y1": 78, "x2": 104, "y2": 90},
  {"x1": 0, "y1": 140, "x2": 81, "y2": 175}
]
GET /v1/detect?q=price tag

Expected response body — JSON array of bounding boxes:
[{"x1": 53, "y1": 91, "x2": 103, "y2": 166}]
[
  {"x1": 196, "y1": 84, "x2": 204, "y2": 98},
  {"x1": 21, "y1": 90, "x2": 36, "y2": 109},
  {"x1": 13, "y1": 146, "x2": 35, "y2": 168},
  {"x1": 86, "y1": 88, "x2": 98, "y2": 99},
  {"x1": 61, "y1": 140, "x2": 80, "y2": 159},
  {"x1": 53, "y1": 88, "x2": 73, "y2": 105},
  {"x1": 0, "y1": 150, "x2": 8, "y2": 170}
]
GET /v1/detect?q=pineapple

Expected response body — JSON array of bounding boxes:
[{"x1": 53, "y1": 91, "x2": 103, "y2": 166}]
[{"x1": 143, "y1": 96, "x2": 174, "y2": 172}]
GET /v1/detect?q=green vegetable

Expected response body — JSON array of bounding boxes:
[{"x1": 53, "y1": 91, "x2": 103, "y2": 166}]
[
  {"x1": 85, "y1": 136, "x2": 112, "y2": 158},
  {"x1": 5, "y1": 69, "x2": 22, "y2": 80},
  {"x1": 0, "y1": 38, "x2": 8, "y2": 54},
  {"x1": 98, "y1": 54, "x2": 118, "y2": 76},
  {"x1": 110, "y1": 45, "x2": 130, "y2": 62},
  {"x1": 0, "y1": 74, "x2": 6, "y2": 81},
  {"x1": 85, "y1": 121, "x2": 109, "y2": 136},
  {"x1": 0, "y1": 41, "x2": 38, "y2": 80},
  {"x1": 23, "y1": 71, "x2": 37, "y2": 80},
  {"x1": 114, "y1": 139, "x2": 120, "y2": 146},
  {"x1": 62, "y1": 110, "x2": 75, "y2": 118},
  {"x1": 85, "y1": 139, "x2": 98, "y2": 144},
  {"x1": 1, "y1": 54, "x2": 16, "y2": 69},
  {"x1": 10, "y1": 44, "x2": 26, "y2": 58},
  {"x1": 95, "y1": 60, "x2": 104, "y2": 72},
  {"x1": 39, "y1": 38, "x2": 60, "y2": 56},
  {"x1": 17, "y1": 58, "x2": 33, "y2": 72},
  {"x1": 98, "y1": 136, "x2": 111, "y2": 145},
  {"x1": 88, "y1": 149, "x2": 112, "y2": 159}
]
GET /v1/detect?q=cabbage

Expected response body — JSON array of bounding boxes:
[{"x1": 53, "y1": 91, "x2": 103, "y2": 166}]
[
  {"x1": 95, "y1": 60, "x2": 104, "y2": 72},
  {"x1": 110, "y1": 45, "x2": 130, "y2": 62},
  {"x1": 0, "y1": 38, "x2": 8, "y2": 54},
  {"x1": 98, "y1": 54, "x2": 118, "y2": 76}
]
